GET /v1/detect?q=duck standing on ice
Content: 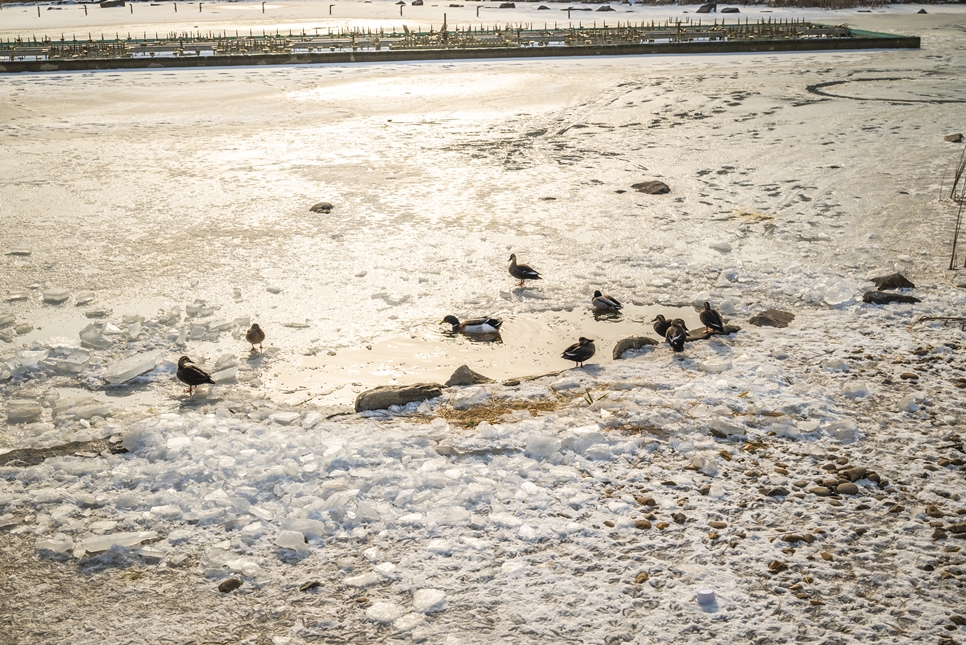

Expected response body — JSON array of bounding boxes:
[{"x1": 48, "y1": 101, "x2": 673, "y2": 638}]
[
  {"x1": 176, "y1": 356, "x2": 215, "y2": 394},
  {"x1": 246, "y1": 323, "x2": 266, "y2": 351},
  {"x1": 508, "y1": 253, "x2": 541, "y2": 287},
  {"x1": 562, "y1": 337, "x2": 596, "y2": 367},
  {"x1": 665, "y1": 319, "x2": 688, "y2": 353},
  {"x1": 652, "y1": 314, "x2": 671, "y2": 338}
]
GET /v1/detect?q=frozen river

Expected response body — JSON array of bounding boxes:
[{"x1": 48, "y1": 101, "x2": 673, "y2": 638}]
[{"x1": 2, "y1": 3, "x2": 966, "y2": 644}]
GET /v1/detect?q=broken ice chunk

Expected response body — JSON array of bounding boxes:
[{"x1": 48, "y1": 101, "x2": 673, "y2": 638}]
[
  {"x1": 0, "y1": 313, "x2": 15, "y2": 328},
  {"x1": 344, "y1": 572, "x2": 381, "y2": 588},
  {"x1": 74, "y1": 291, "x2": 95, "y2": 306},
  {"x1": 6, "y1": 400, "x2": 43, "y2": 424},
  {"x1": 210, "y1": 367, "x2": 237, "y2": 383},
  {"x1": 366, "y1": 602, "x2": 404, "y2": 624},
  {"x1": 79, "y1": 324, "x2": 112, "y2": 349},
  {"x1": 214, "y1": 355, "x2": 238, "y2": 371},
  {"x1": 52, "y1": 397, "x2": 112, "y2": 422},
  {"x1": 48, "y1": 349, "x2": 92, "y2": 375},
  {"x1": 103, "y1": 351, "x2": 161, "y2": 385},
  {"x1": 412, "y1": 589, "x2": 446, "y2": 613},
  {"x1": 127, "y1": 322, "x2": 141, "y2": 339},
  {"x1": 185, "y1": 300, "x2": 214, "y2": 317},
  {"x1": 36, "y1": 533, "x2": 73, "y2": 554},
  {"x1": 75, "y1": 531, "x2": 158, "y2": 555},
  {"x1": 43, "y1": 288, "x2": 71, "y2": 304},
  {"x1": 274, "y1": 530, "x2": 309, "y2": 554},
  {"x1": 5, "y1": 291, "x2": 29, "y2": 302},
  {"x1": 101, "y1": 323, "x2": 125, "y2": 335}
]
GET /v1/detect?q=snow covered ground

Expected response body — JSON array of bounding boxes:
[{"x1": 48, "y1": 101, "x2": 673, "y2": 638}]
[{"x1": 2, "y1": 2, "x2": 966, "y2": 644}]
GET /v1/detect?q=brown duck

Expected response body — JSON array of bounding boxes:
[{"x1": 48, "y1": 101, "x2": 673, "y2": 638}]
[
  {"x1": 176, "y1": 356, "x2": 215, "y2": 394},
  {"x1": 246, "y1": 323, "x2": 266, "y2": 351}
]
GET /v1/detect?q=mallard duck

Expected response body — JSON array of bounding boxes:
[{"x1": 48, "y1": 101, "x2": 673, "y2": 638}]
[
  {"x1": 699, "y1": 301, "x2": 724, "y2": 334},
  {"x1": 651, "y1": 314, "x2": 670, "y2": 337},
  {"x1": 592, "y1": 290, "x2": 622, "y2": 311},
  {"x1": 441, "y1": 315, "x2": 503, "y2": 334},
  {"x1": 509, "y1": 253, "x2": 542, "y2": 287},
  {"x1": 246, "y1": 323, "x2": 266, "y2": 351},
  {"x1": 562, "y1": 337, "x2": 596, "y2": 367},
  {"x1": 665, "y1": 320, "x2": 688, "y2": 353},
  {"x1": 176, "y1": 356, "x2": 215, "y2": 394}
]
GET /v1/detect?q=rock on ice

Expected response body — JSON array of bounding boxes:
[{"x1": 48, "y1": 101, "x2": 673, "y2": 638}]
[
  {"x1": 103, "y1": 351, "x2": 161, "y2": 384},
  {"x1": 412, "y1": 589, "x2": 446, "y2": 613}
]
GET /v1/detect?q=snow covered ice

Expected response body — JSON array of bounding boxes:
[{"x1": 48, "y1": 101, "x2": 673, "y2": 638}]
[{"x1": 3, "y1": 3, "x2": 966, "y2": 644}]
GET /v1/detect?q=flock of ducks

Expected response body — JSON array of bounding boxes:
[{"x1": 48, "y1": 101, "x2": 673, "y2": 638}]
[
  {"x1": 177, "y1": 256, "x2": 727, "y2": 392},
  {"x1": 443, "y1": 254, "x2": 728, "y2": 369}
]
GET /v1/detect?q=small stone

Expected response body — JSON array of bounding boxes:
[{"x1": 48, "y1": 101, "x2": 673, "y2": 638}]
[
  {"x1": 810, "y1": 487, "x2": 831, "y2": 497},
  {"x1": 636, "y1": 497, "x2": 657, "y2": 507},
  {"x1": 836, "y1": 482, "x2": 859, "y2": 495},
  {"x1": 766, "y1": 487, "x2": 790, "y2": 497},
  {"x1": 782, "y1": 534, "x2": 804, "y2": 543},
  {"x1": 310, "y1": 201, "x2": 333, "y2": 213},
  {"x1": 900, "y1": 372, "x2": 920, "y2": 380},
  {"x1": 871, "y1": 273, "x2": 915, "y2": 290},
  {"x1": 945, "y1": 133, "x2": 965, "y2": 143},
  {"x1": 949, "y1": 523, "x2": 966, "y2": 534},
  {"x1": 300, "y1": 581, "x2": 321, "y2": 592},
  {"x1": 635, "y1": 572, "x2": 649, "y2": 584},
  {"x1": 793, "y1": 480, "x2": 808, "y2": 488},
  {"x1": 768, "y1": 560, "x2": 788, "y2": 574},
  {"x1": 671, "y1": 512, "x2": 687, "y2": 524},
  {"x1": 854, "y1": 527, "x2": 868, "y2": 536},
  {"x1": 863, "y1": 290, "x2": 920, "y2": 305},
  {"x1": 709, "y1": 521, "x2": 727, "y2": 529},
  {"x1": 699, "y1": 485, "x2": 711, "y2": 496},
  {"x1": 820, "y1": 552, "x2": 833, "y2": 561},
  {"x1": 887, "y1": 505, "x2": 905, "y2": 514},
  {"x1": 603, "y1": 520, "x2": 615, "y2": 528},
  {"x1": 634, "y1": 520, "x2": 651, "y2": 530},
  {"x1": 951, "y1": 616, "x2": 966, "y2": 626},
  {"x1": 842, "y1": 467, "x2": 867, "y2": 482},
  {"x1": 802, "y1": 534, "x2": 817, "y2": 544},
  {"x1": 656, "y1": 522, "x2": 669, "y2": 530},
  {"x1": 219, "y1": 578, "x2": 243, "y2": 593},
  {"x1": 933, "y1": 529, "x2": 948, "y2": 540},
  {"x1": 445, "y1": 365, "x2": 494, "y2": 387},
  {"x1": 631, "y1": 180, "x2": 670, "y2": 195},
  {"x1": 926, "y1": 505, "x2": 944, "y2": 518}
]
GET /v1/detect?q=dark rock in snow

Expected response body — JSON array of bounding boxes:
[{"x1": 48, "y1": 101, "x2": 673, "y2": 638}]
[
  {"x1": 613, "y1": 336, "x2": 658, "y2": 360},
  {"x1": 310, "y1": 202, "x2": 333, "y2": 214},
  {"x1": 219, "y1": 578, "x2": 243, "y2": 593},
  {"x1": 537, "y1": 4, "x2": 549, "y2": 9},
  {"x1": 687, "y1": 324, "x2": 740, "y2": 341},
  {"x1": 863, "y1": 291, "x2": 920, "y2": 305},
  {"x1": 749, "y1": 309, "x2": 794, "y2": 328},
  {"x1": 411, "y1": 0, "x2": 423, "y2": 6},
  {"x1": 499, "y1": 2, "x2": 515, "y2": 7},
  {"x1": 871, "y1": 273, "x2": 915, "y2": 290},
  {"x1": 445, "y1": 365, "x2": 494, "y2": 387},
  {"x1": 696, "y1": 2, "x2": 716, "y2": 13},
  {"x1": 720, "y1": 7, "x2": 739, "y2": 13},
  {"x1": 355, "y1": 383, "x2": 442, "y2": 412},
  {"x1": 631, "y1": 180, "x2": 670, "y2": 195},
  {"x1": 597, "y1": 5, "x2": 614, "y2": 10},
  {"x1": 300, "y1": 581, "x2": 322, "y2": 592},
  {"x1": 917, "y1": 8, "x2": 927, "y2": 13},
  {"x1": 946, "y1": 133, "x2": 964, "y2": 143}
]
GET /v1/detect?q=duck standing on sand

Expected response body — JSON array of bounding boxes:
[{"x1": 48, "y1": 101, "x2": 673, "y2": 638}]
[
  {"x1": 665, "y1": 319, "x2": 688, "y2": 353},
  {"x1": 509, "y1": 253, "x2": 542, "y2": 287},
  {"x1": 592, "y1": 290, "x2": 622, "y2": 311},
  {"x1": 562, "y1": 337, "x2": 596, "y2": 367},
  {"x1": 652, "y1": 314, "x2": 671, "y2": 337},
  {"x1": 176, "y1": 356, "x2": 215, "y2": 394},
  {"x1": 699, "y1": 301, "x2": 724, "y2": 334},
  {"x1": 441, "y1": 315, "x2": 503, "y2": 334},
  {"x1": 246, "y1": 323, "x2": 266, "y2": 351}
]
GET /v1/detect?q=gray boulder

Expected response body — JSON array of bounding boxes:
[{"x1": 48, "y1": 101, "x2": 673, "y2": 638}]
[
  {"x1": 310, "y1": 202, "x2": 333, "y2": 214},
  {"x1": 613, "y1": 336, "x2": 658, "y2": 360},
  {"x1": 354, "y1": 383, "x2": 442, "y2": 412},
  {"x1": 720, "y1": 7, "x2": 739, "y2": 12},
  {"x1": 445, "y1": 365, "x2": 494, "y2": 387},
  {"x1": 696, "y1": 3, "x2": 716, "y2": 13},
  {"x1": 749, "y1": 309, "x2": 794, "y2": 328},
  {"x1": 945, "y1": 133, "x2": 963, "y2": 143}
]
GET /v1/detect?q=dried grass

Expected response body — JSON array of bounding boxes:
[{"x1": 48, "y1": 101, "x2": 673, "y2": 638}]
[{"x1": 435, "y1": 399, "x2": 562, "y2": 427}]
